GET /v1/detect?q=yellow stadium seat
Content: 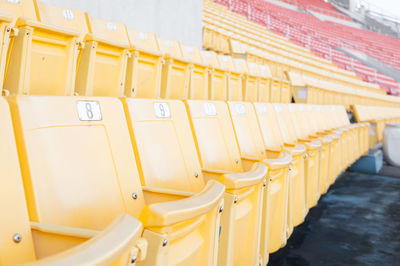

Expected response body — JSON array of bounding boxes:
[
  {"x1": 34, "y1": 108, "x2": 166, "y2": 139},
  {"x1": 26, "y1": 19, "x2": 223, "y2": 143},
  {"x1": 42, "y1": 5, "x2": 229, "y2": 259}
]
[
  {"x1": 218, "y1": 54, "x2": 243, "y2": 101},
  {"x1": 270, "y1": 76, "x2": 281, "y2": 103},
  {"x1": 202, "y1": 25, "x2": 214, "y2": 50},
  {"x1": 181, "y1": 44, "x2": 209, "y2": 99},
  {"x1": 252, "y1": 103, "x2": 295, "y2": 251},
  {"x1": 157, "y1": 37, "x2": 191, "y2": 99},
  {"x1": 227, "y1": 101, "x2": 292, "y2": 265},
  {"x1": 1, "y1": 96, "x2": 146, "y2": 265},
  {"x1": 9, "y1": 95, "x2": 225, "y2": 265},
  {"x1": 252, "y1": 63, "x2": 271, "y2": 102},
  {"x1": 352, "y1": 105, "x2": 381, "y2": 148},
  {"x1": 272, "y1": 104, "x2": 309, "y2": 227},
  {"x1": 280, "y1": 80, "x2": 292, "y2": 104},
  {"x1": 232, "y1": 58, "x2": 258, "y2": 102},
  {"x1": 125, "y1": 29, "x2": 163, "y2": 98},
  {"x1": 76, "y1": 14, "x2": 130, "y2": 97},
  {"x1": 185, "y1": 100, "x2": 267, "y2": 265},
  {"x1": 320, "y1": 106, "x2": 349, "y2": 184},
  {"x1": 287, "y1": 104, "x2": 322, "y2": 209},
  {"x1": 2, "y1": 0, "x2": 80, "y2": 96},
  {"x1": 201, "y1": 50, "x2": 228, "y2": 100},
  {"x1": 303, "y1": 105, "x2": 336, "y2": 194}
]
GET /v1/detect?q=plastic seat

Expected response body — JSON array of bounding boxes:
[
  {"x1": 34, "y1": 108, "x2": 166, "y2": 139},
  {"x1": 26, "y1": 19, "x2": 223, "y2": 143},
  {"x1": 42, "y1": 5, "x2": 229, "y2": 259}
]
[
  {"x1": 125, "y1": 29, "x2": 163, "y2": 98},
  {"x1": 9, "y1": 95, "x2": 225, "y2": 265},
  {"x1": 287, "y1": 104, "x2": 322, "y2": 209},
  {"x1": 185, "y1": 100, "x2": 267, "y2": 265},
  {"x1": 76, "y1": 14, "x2": 130, "y2": 97},
  {"x1": 232, "y1": 58, "x2": 258, "y2": 102},
  {"x1": 218, "y1": 54, "x2": 243, "y2": 101},
  {"x1": 303, "y1": 105, "x2": 337, "y2": 194},
  {"x1": 272, "y1": 104, "x2": 309, "y2": 228},
  {"x1": 201, "y1": 50, "x2": 228, "y2": 100},
  {"x1": 252, "y1": 102, "x2": 298, "y2": 251},
  {"x1": 253, "y1": 63, "x2": 271, "y2": 103},
  {"x1": 227, "y1": 101, "x2": 292, "y2": 265},
  {"x1": 181, "y1": 44, "x2": 209, "y2": 99},
  {"x1": 2, "y1": 0, "x2": 80, "y2": 96},
  {"x1": 157, "y1": 37, "x2": 191, "y2": 99},
  {"x1": 0, "y1": 96, "x2": 145, "y2": 265}
]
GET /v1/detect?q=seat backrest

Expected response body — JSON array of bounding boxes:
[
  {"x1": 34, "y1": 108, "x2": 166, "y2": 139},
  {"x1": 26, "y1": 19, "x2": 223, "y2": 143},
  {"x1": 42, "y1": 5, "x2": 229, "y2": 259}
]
[
  {"x1": 83, "y1": 14, "x2": 130, "y2": 97},
  {"x1": 273, "y1": 104, "x2": 298, "y2": 145},
  {"x1": 181, "y1": 45, "x2": 205, "y2": 65},
  {"x1": 123, "y1": 99, "x2": 206, "y2": 193},
  {"x1": 228, "y1": 101, "x2": 266, "y2": 159},
  {"x1": 186, "y1": 100, "x2": 243, "y2": 172},
  {"x1": 10, "y1": 96, "x2": 145, "y2": 230},
  {"x1": 0, "y1": 97, "x2": 36, "y2": 265},
  {"x1": 253, "y1": 102, "x2": 284, "y2": 151},
  {"x1": 232, "y1": 57, "x2": 248, "y2": 74},
  {"x1": 126, "y1": 29, "x2": 159, "y2": 52},
  {"x1": 0, "y1": 0, "x2": 36, "y2": 24},
  {"x1": 34, "y1": 1, "x2": 88, "y2": 40},
  {"x1": 217, "y1": 54, "x2": 236, "y2": 72},
  {"x1": 85, "y1": 14, "x2": 129, "y2": 45},
  {"x1": 157, "y1": 37, "x2": 183, "y2": 58},
  {"x1": 258, "y1": 64, "x2": 272, "y2": 78},
  {"x1": 288, "y1": 104, "x2": 309, "y2": 140},
  {"x1": 201, "y1": 50, "x2": 221, "y2": 69}
]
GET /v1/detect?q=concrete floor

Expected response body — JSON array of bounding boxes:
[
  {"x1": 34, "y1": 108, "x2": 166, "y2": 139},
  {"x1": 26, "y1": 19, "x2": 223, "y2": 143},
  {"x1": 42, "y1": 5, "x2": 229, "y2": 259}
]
[{"x1": 268, "y1": 165, "x2": 400, "y2": 266}]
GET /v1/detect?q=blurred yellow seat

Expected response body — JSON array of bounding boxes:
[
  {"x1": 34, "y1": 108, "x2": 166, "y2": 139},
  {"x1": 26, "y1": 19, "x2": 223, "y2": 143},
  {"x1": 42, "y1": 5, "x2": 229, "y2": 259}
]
[
  {"x1": 157, "y1": 37, "x2": 191, "y2": 99},
  {"x1": 2, "y1": 0, "x2": 80, "y2": 96},
  {"x1": 228, "y1": 101, "x2": 292, "y2": 265},
  {"x1": 218, "y1": 54, "x2": 243, "y2": 101},
  {"x1": 125, "y1": 29, "x2": 163, "y2": 98},
  {"x1": 181, "y1": 44, "x2": 209, "y2": 99},
  {"x1": 185, "y1": 100, "x2": 267, "y2": 265},
  {"x1": 76, "y1": 14, "x2": 130, "y2": 96},
  {"x1": 201, "y1": 50, "x2": 228, "y2": 100}
]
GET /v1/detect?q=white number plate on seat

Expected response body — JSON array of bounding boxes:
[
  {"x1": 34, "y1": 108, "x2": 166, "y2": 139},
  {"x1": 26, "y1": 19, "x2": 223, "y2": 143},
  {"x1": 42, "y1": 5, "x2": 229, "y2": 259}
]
[
  {"x1": 77, "y1": 101, "x2": 102, "y2": 121},
  {"x1": 204, "y1": 102, "x2": 217, "y2": 116},
  {"x1": 154, "y1": 103, "x2": 171, "y2": 118}
]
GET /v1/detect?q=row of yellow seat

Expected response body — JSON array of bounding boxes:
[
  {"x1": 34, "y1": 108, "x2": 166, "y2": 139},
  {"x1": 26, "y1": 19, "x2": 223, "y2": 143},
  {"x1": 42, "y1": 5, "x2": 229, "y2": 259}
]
[
  {"x1": 202, "y1": 0, "x2": 400, "y2": 108},
  {"x1": 1, "y1": 91, "x2": 369, "y2": 265},
  {"x1": 0, "y1": 0, "x2": 288, "y2": 104},
  {"x1": 352, "y1": 105, "x2": 400, "y2": 145}
]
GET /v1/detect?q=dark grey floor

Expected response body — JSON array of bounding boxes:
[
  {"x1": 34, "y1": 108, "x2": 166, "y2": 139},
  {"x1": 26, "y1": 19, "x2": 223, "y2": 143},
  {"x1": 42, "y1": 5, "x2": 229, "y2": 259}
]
[{"x1": 268, "y1": 166, "x2": 400, "y2": 266}]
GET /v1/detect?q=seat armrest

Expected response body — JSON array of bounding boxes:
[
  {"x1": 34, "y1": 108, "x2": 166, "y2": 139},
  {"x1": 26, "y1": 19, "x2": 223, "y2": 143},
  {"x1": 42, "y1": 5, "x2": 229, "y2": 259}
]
[
  {"x1": 220, "y1": 162, "x2": 267, "y2": 190},
  {"x1": 16, "y1": 18, "x2": 80, "y2": 37},
  {"x1": 261, "y1": 152, "x2": 292, "y2": 170},
  {"x1": 140, "y1": 180, "x2": 225, "y2": 227},
  {"x1": 29, "y1": 214, "x2": 145, "y2": 265},
  {"x1": 241, "y1": 155, "x2": 261, "y2": 162},
  {"x1": 142, "y1": 186, "x2": 196, "y2": 204},
  {"x1": 202, "y1": 168, "x2": 232, "y2": 175},
  {"x1": 298, "y1": 138, "x2": 321, "y2": 149},
  {"x1": 284, "y1": 143, "x2": 306, "y2": 155},
  {"x1": 143, "y1": 186, "x2": 195, "y2": 197},
  {"x1": 85, "y1": 33, "x2": 130, "y2": 49}
]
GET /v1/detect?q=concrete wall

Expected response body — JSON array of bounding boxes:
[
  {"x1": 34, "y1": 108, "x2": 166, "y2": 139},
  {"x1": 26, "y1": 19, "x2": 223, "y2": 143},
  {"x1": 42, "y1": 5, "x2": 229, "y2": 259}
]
[{"x1": 41, "y1": 0, "x2": 203, "y2": 47}]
